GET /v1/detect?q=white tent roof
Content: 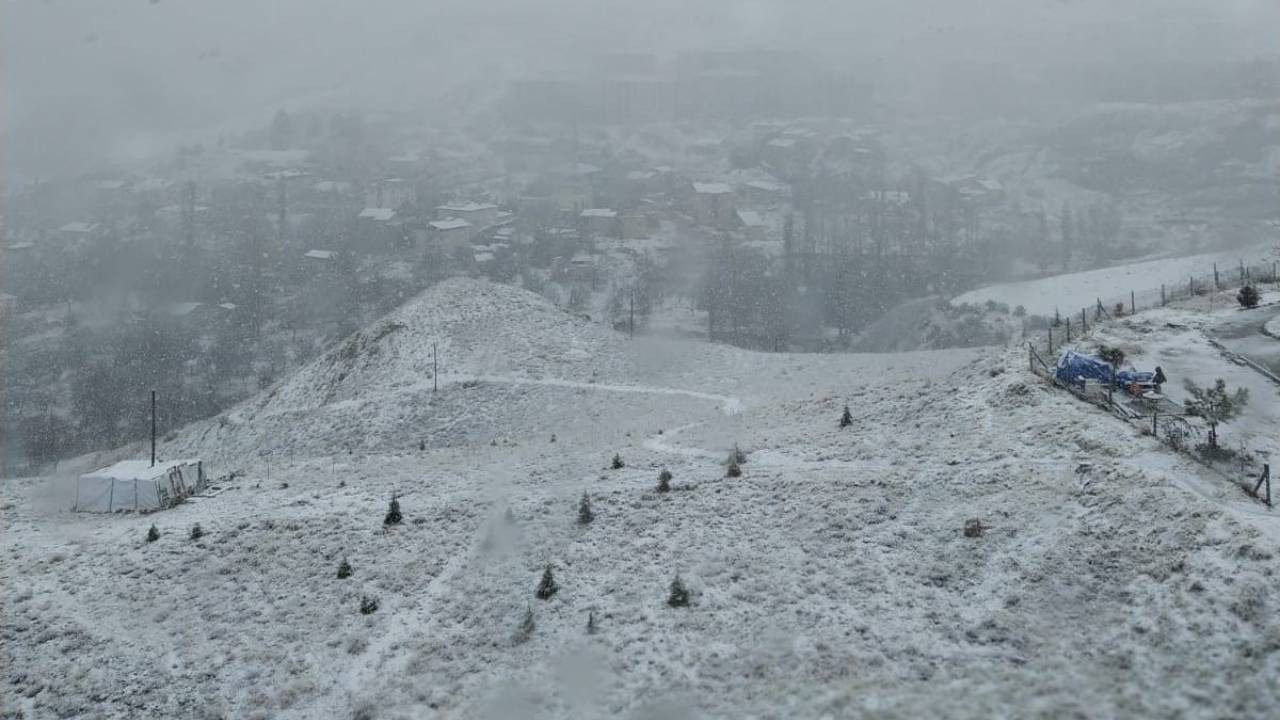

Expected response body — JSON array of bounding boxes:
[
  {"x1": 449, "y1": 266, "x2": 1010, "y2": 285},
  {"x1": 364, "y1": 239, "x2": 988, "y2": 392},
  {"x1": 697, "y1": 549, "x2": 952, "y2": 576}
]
[{"x1": 82, "y1": 458, "x2": 200, "y2": 482}]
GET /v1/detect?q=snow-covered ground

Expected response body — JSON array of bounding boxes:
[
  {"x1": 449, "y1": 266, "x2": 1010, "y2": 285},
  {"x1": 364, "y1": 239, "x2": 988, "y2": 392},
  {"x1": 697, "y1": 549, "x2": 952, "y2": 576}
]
[
  {"x1": 4, "y1": 278, "x2": 1279, "y2": 719},
  {"x1": 953, "y1": 243, "x2": 1279, "y2": 317}
]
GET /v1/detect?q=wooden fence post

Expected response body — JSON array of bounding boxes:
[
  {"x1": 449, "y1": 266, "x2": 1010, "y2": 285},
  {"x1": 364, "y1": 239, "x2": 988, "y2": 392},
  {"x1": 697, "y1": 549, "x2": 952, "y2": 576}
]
[
  {"x1": 1047, "y1": 326, "x2": 1052, "y2": 355},
  {"x1": 1213, "y1": 263, "x2": 1219, "y2": 289},
  {"x1": 1130, "y1": 290, "x2": 1136, "y2": 314},
  {"x1": 1160, "y1": 284, "x2": 1166, "y2": 306},
  {"x1": 1081, "y1": 308, "x2": 1087, "y2": 332},
  {"x1": 1065, "y1": 318, "x2": 1071, "y2": 342}
]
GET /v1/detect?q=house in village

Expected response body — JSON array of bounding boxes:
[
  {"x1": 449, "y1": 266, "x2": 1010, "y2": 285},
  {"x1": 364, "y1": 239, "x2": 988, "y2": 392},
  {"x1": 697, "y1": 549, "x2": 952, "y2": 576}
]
[
  {"x1": 435, "y1": 201, "x2": 500, "y2": 229},
  {"x1": 690, "y1": 182, "x2": 736, "y2": 229},
  {"x1": 424, "y1": 218, "x2": 474, "y2": 255},
  {"x1": 365, "y1": 178, "x2": 415, "y2": 209},
  {"x1": 580, "y1": 208, "x2": 619, "y2": 237},
  {"x1": 736, "y1": 210, "x2": 768, "y2": 242}
]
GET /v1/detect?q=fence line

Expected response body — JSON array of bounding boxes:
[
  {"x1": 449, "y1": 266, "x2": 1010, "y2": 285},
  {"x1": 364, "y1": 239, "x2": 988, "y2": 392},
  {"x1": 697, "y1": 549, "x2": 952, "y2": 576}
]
[{"x1": 1016, "y1": 255, "x2": 1277, "y2": 508}]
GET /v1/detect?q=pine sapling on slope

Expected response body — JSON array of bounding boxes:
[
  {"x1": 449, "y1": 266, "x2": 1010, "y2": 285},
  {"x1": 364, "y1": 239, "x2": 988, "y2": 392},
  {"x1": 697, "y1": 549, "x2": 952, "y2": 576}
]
[
  {"x1": 189, "y1": 524, "x2": 204, "y2": 541},
  {"x1": 337, "y1": 557, "x2": 353, "y2": 579},
  {"x1": 359, "y1": 596, "x2": 379, "y2": 614},
  {"x1": 726, "y1": 457, "x2": 742, "y2": 478},
  {"x1": 1238, "y1": 285, "x2": 1260, "y2": 309},
  {"x1": 577, "y1": 493, "x2": 594, "y2": 525},
  {"x1": 536, "y1": 564, "x2": 559, "y2": 599},
  {"x1": 840, "y1": 405, "x2": 853, "y2": 428},
  {"x1": 657, "y1": 469, "x2": 672, "y2": 493},
  {"x1": 667, "y1": 574, "x2": 690, "y2": 608},
  {"x1": 514, "y1": 605, "x2": 535, "y2": 644},
  {"x1": 1183, "y1": 378, "x2": 1248, "y2": 449},
  {"x1": 146, "y1": 524, "x2": 160, "y2": 542},
  {"x1": 384, "y1": 496, "x2": 402, "y2": 526},
  {"x1": 611, "y1": 453, "x2": 625, "y2": 470}
]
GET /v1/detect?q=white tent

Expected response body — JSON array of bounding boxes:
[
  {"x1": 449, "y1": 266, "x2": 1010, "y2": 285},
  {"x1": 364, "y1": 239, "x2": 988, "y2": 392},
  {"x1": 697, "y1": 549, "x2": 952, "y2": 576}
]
[{"x1": 76, "y1": 458, "x2": 205, "y2": 512}]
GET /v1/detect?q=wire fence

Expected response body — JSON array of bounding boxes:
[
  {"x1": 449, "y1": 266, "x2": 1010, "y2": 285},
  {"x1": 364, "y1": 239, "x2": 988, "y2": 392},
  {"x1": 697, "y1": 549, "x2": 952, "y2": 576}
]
[{"x1": 1020, "y1": 255, "x2": 1278, "y2": 507}]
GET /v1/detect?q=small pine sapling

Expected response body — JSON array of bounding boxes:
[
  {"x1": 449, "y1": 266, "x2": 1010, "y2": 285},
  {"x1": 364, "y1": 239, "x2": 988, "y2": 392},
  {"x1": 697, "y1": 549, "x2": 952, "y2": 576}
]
[
  {"x1": 726, "y1": 457, "x2": 742, "y2": 478},
  {"x1": 536, "y1": 564, "x2": 559, "y2": 599},
  {"x1": 840, "y1": 405, "x2": 853, "y2": 428},
  {"x1": 514, "y1": 605, "x2": 535, "y2": 644},
  {"x1": 1183, "y1": 378, "x2": 1248, "y2": 449},
  {"x1": 667, "y1": 574, "x2": 690, "y2": 608},
  {"x1": 1238, "y1": 285, "x2": 1260, "y2": 309},
  {"x1": 731, "y1": 444, "x2": 747, "y2": 464},
  {"x1": 657, "y1": 469, "x2": 672, "y2": 493},
  {"x1": 337, "y1": 557, "x2": 353, "y2": 579},
  {"x1": 384, "y1": 495, "x2": 402, "y2": 526},
  {"x1": 189, "y1": 523, "x2": 204, "y2": 541},
  {"x1": 611, "y1": 453, "x2": 624, "y2": 470},
  {"x1": 586, "y1": 611, "x2": 597, "y2": 635},
  {"x1": 359, "y1": 596, "x2": 379, "y2": 614},
  {"x1": 146, "y1": 524, "x2": 160, "y2": 542},
  {"x1": 577, "y1": 493, "x2": 594, "y2": 525}
]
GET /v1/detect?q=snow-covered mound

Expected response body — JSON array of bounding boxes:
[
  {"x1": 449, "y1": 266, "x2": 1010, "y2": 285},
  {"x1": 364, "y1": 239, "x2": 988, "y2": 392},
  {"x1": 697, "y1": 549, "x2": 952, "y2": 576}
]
[{"x1": 166, "y1": 278, "x2": 647, "y2": 463}]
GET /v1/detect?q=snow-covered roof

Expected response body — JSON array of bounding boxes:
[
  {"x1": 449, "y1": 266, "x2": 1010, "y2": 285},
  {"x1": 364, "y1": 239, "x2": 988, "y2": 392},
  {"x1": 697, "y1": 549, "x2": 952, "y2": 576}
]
[
  {"x1": 168, "y1": 302, "x2": 203, "y2": 317},
  {"x1": 743, "y1": 180, "x2": 786, "y2": 193},
  {"x1": 737, "y1": 210, "x2": 767, "y2": 227},
  {"x1": 7, "y1": 242, "x2": 34, "y2": 251},
  {"x1": 581, "y1": 208, "x2": 617, "y2": 218},
  {"x1": 304, "y1": 250, "x2": 335, "y2": 260},
  {"x1": 436, "y1": 201, "x2": 498, "y2": 213},
  {"x1": 95, "y1": 180, "x2": 127, "y2": 190},
  {"x1": 314, "y1": 180, "x2": 352, "y2": 193},
  {"x1": 218, "y1": 303, "x2": 238, "y2": 311},
  {"x1": 83, "y1": 458, "x2": 200, "y2": 481},
  {"x1": 59, "y1": 222, "x2": 96, "y2": 233},
  {"x1": 474, "y1": 252, "x2": 494, "y2": 263},
  {"x1": 693, "y1": 182, "x2": 733, "y2": 195},
  {"x1": 429, "y1": 218, "x2": 472, "y2": 231},
  {"x1": 767, "y1": 138, "x2": 797, "y2": 148},
  {"x1": 358, "y1": 208, "x2": 396, "y2": 221},
  {"x1": 626, "y1": 170, "x2": 656, "y2": 181}
]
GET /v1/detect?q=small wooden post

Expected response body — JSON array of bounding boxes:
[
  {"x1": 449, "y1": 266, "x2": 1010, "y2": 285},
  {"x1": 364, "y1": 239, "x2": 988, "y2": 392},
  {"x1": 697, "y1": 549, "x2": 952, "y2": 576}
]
[
  {"x1": 1130, "y1": 290, "x2": 1135, "y2": 314},
  {"x1": 432, "y1": 342, "x2": 438, "y2": 392},
  {"x1": 150, "y1": 389, "x2": 157, "y2": 468},
  {"x1": 1213, "y1": 263, "x2": 1219, "y2": 288},
  {"x1": 629, "y1": 291, "x2": 635, "y2": 340},
  {"x1": 1065, "y1": 318, "x2": 1071, "y2": 342},
  {"x1": 1047, "y1": 326, "x2": 1053, "y2": 354},
  {"x1": 1189, "y1": 276, "x2": 1194, "y2": 297},
  {"x1": 1081, "y1": 308, "x2": 1087, "y2": 332},
  {"x1": 1029, "y1": 343, "x2": 1034, "y2": 372},
  {"x1": 1160, "y1": 284, "x2": 1166, "y2": 306},
  {"x1": 1152, "y1": 411, "x2": 1158, "y2": 436},
  {"x1": 1239, "y1": 259, "x2": 1244, "y2": 283}
]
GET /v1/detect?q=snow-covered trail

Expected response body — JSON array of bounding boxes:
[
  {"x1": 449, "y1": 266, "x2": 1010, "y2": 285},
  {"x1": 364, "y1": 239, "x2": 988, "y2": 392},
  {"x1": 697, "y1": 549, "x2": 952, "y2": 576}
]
[{"x1": 447, "y1": 374, "x2": 744, "y2": 416}]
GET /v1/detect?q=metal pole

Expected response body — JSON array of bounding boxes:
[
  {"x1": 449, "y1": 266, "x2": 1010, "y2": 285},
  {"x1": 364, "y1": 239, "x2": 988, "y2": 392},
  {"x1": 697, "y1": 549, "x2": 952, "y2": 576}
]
[
  {"x1": 433, "y1": 342, "x2": 438, "y2": 392},
  {"x1": 629, "y1": 291, "x2": 635, "y2": 340},
  {"x1": 1152, "y1": 411, "x2": 1157, "y2": 436},
  {"x1": 150, "y1": 390, "x2": 157, "y2": 468}
]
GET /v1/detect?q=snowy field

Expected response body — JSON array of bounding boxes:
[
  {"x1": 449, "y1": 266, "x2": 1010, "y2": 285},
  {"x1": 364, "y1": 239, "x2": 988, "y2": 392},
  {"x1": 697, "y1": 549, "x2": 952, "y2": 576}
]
[
  {"x1": 4, "y1": 279, "x2": 1279, "y2": 719},
  {"x1": 952, "y1": 243, "x2": 1279, "y2": 317}
]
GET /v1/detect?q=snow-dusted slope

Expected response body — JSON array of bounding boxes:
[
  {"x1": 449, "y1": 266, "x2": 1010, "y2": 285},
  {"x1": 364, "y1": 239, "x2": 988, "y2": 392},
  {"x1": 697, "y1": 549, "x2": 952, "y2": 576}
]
[{"x1": 4, "y1": 282, "x2": 1278, "y2": 719}]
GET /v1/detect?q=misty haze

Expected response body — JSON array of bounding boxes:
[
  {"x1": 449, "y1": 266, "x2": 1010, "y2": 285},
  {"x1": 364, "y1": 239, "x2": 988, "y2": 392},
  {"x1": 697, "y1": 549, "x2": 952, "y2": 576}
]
[{"x1": 3, "y1": 1, "x2": 1279, "y2": 717}]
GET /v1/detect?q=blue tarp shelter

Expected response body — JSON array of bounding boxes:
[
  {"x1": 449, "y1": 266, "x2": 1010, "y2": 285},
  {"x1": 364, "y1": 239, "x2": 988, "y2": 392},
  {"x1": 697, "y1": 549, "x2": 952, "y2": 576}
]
[{"x1": 1054, "y1": 349, "x2": 1114, "y2": 388}]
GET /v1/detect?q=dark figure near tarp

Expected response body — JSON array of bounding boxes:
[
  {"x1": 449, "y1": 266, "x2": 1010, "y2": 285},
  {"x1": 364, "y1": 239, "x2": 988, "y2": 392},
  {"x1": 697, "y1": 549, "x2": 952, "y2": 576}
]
[{"x1": 1153, "y1": 366, "x2": 1167, "y2": 392}]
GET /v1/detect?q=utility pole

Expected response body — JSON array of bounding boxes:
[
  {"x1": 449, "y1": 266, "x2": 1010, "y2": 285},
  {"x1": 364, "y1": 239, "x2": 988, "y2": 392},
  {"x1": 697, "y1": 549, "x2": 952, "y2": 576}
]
[
  {"x1": 629, "y1": 291, "x2": 635, "y2": 340},
  {"x1": 433, "y1": 342, "x2": 438, "y2": 392},
  {"x1": 150, "y1": 390, "x2": 157, "y2": 468}
]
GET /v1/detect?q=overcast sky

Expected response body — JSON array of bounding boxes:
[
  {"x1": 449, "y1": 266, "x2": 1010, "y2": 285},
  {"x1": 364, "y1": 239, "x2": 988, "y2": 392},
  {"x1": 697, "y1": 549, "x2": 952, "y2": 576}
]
[{"x1": 3, "y1": 0, "x2": 1276, "y2": 179}]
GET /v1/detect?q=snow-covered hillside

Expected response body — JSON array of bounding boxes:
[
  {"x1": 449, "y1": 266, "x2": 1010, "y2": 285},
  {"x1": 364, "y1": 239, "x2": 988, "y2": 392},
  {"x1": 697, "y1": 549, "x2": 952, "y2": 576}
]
[{"x1": 3, "y1": 280, "x2": 1278, "y2": 719}]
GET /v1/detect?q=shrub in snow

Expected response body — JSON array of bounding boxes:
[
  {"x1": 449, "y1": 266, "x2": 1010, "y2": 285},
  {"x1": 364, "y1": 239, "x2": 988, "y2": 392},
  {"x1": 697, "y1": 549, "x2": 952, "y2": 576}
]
[
  {"x1": 359, "y1": 596, "x2": 379, "y2": 615},
  {"x1": 337, "y1": 558, "x2": 352, "y2": 579},
  {"x1": 1052, "y1": 308, "x2": 1062, "y2": 327},
  {"x1": 840, "y1": 405, "x2": 853, "y2": 428},
  {"x1": 587, "y1": 611, "x2": 597, "y2": 635},
  {"x1": 146, "y1": 524, "x2": 160, "y2": 542},
  {"x1": 657, "y1": 469, "x2": 672, "y2": 493},
  {"x1": 667, "y1": 574, "x2": 690, "y2": 608},
  {"x1": 550, "y1": 433, "x2": 557, "y2": 443},
  {"x1": 577, "y1": 493, "x2": 594, "y2": 525},
  {"x1": 1238, "y1": 285, "x2": 1260, "y2": 309},
  {"x1": 536, "y1": 564, "x2": 559, "y2": 600},
  {"x1": 726, "y1": 458, "x2": 742, "y2": 478},
  {"x1": 730, "y1": 444, "x2": 747, "y2": 465},
  {"x1": 964, "y1": 519, "x2": 985, "y2": 538},
  {"x1": 1114, "y1": 302, "x2": 1125, "y2": 317},
  {"x1": 384, "y1": 496, "x2": 402, "y2": 526},
  {"x1": 1013, "y1": 305, "x2": 1026, "y2": 317},
  {"x1": 1183, "y1": 378, "x2": 1248, "y2": 449},
  {"x1": 189, "y1": 524, "x2": 204, "y2": 541},
  {"x1": 514, "y1": 605, "x2": 535, "y2": 644},
  {"x1": 1098, "y1": 346, "x2": 1125, "y2": 368},
  {"x1": 611, "y1": 453, "x2": 624, "y2": 470}
]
